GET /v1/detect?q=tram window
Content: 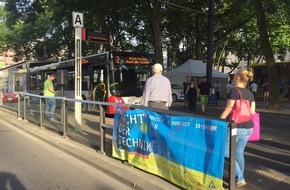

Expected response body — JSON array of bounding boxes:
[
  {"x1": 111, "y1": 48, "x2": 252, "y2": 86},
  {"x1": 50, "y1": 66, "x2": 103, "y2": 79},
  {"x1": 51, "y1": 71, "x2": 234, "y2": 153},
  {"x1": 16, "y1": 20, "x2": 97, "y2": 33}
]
[
  {"x1": 92, "y1": 69, "x2": 105, "y2": 85},
  {"x1": 30, "y1": 73, "x2": 44, "y2": 90},
  {"x1": 30, "y1": 75, "x2": 37, "y2": 90},
  {"x1": 63, "y1": 71, "x2": 89, "y2": 90},
  {"x1": 65, "y1": 72, "x2": 74, "y2": 90},
  {"x1": 14, "y1": 73, "x2": 26, "y2": 91},
  {"x1": 82, "y1": 75, "x2": 89, "y2": 90}
]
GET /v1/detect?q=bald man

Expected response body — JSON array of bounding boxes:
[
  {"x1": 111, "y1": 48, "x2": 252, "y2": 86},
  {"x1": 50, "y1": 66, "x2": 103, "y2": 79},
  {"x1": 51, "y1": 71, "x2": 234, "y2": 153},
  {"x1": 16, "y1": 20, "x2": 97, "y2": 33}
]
[{"x1": 141, "y1": 63, "x2": 172, "y2": 110}]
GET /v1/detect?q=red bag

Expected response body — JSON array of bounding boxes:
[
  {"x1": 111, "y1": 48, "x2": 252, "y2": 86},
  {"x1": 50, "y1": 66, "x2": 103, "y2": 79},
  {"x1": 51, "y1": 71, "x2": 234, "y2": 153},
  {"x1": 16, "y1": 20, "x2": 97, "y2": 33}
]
[
  {"x1": 248, "y1": 112, "x2": 260, "y2": 141},
  {"x1": 229, "y1": 88, "x2": 253, "y2": 124}
]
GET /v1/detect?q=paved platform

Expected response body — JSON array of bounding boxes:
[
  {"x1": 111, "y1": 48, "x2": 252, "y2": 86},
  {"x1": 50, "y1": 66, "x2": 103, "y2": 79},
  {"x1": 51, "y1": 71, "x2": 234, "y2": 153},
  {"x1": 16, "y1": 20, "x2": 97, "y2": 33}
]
[{"x1": 0, "y1": 100, "x2": 290, "y2": 190}]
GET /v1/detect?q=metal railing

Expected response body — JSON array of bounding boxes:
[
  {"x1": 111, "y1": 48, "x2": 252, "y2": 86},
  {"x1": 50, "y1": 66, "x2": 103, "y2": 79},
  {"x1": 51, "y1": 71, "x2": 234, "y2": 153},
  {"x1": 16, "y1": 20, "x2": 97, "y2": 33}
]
[
  {"x1": 15, "y1": 92, "x2": 120, "y2": 154},
  {"x1": 1, "y1": 91, "x2": 237, "y2": 190}
]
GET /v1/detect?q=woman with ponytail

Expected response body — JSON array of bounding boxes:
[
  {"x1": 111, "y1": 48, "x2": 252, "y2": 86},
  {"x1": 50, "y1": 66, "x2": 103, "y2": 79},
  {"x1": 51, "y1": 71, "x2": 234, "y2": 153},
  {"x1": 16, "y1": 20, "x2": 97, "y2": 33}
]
[{"x1": 220, "y1": 69, "x2": 256, "y2": 188}]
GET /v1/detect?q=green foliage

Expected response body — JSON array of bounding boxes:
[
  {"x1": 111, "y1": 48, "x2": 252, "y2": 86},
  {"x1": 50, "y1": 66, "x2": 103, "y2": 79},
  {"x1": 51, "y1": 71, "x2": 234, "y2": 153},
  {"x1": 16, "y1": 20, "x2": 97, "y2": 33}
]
[
  {"x1": 265, "y1": 1, "x2": 290, "y2": 60},
  {"x1": 0, "y1": 0, "x2": 289, "y2": 65},
  {"x1": 0, "y1": 5, "x2": 10, "y2": 52}
]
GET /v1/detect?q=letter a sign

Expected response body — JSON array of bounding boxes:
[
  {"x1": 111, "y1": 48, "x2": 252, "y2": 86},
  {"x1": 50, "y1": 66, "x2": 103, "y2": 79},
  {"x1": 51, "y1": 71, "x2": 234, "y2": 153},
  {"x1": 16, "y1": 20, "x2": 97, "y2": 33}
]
[{"x1": 72, "y1": 12, "x2": 83, "y2": 27}]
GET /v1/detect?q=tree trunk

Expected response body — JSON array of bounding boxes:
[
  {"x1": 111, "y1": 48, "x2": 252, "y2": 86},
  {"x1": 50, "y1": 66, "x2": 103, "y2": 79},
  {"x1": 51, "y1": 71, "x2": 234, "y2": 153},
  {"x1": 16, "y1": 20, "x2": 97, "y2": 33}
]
[
  {"x1": 250, "y1": 0, "x2": 281, "y2": 110},
  {"x1": 151, "y1": 20, "x2": 163, "y2": 64},
  {"x1": 139, "y1": 0, "x2": 163, "y2": 65},
  {"x1": 194, "y1": 5, "x2": 203, "y2": 60}
]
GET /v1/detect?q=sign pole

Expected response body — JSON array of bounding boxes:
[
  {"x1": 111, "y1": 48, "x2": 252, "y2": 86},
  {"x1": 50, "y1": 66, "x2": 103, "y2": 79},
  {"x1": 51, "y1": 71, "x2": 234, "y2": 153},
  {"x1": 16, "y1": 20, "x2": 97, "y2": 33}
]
[{"x1": 73, "y1": 12, "x2": 83, "y2": 131}]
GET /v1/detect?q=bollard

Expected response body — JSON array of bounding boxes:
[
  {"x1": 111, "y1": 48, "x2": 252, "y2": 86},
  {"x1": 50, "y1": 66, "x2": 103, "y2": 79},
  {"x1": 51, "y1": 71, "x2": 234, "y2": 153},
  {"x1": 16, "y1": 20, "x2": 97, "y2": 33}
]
[{"x1": 229, "y1": 120, "x2": 237, "y2": 190}]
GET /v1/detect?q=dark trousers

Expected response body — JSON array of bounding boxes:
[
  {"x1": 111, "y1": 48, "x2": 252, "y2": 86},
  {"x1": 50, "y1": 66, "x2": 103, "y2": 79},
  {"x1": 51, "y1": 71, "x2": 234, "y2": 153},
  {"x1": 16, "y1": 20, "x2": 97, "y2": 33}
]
[
  {"x1": 188, "y1": 95, "x2": 196, "y2": 111},
  {"x1": 148, "y1": 101, "x2": 167, "y2": 110},
  {"x1": 252, "y1": 91, "x2": 256, "y2": 99},
  {"x1": 216, "y1": 91, "x2": 220, "y2": 100}
]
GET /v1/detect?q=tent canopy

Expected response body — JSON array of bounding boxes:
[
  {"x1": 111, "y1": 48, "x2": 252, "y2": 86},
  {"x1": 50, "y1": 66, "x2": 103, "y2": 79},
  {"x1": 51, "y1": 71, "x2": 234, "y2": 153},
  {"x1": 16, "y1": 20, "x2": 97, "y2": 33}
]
[{"x1": 164, "y1": 59, "x2": 229, "y2": 93}]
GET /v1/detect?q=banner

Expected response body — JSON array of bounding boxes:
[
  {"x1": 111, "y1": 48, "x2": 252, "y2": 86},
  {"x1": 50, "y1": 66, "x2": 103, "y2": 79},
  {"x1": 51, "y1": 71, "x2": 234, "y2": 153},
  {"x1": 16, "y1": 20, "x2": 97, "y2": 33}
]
[{"x1": 112, "y1": 108, "x2": 228, "y2": 190}]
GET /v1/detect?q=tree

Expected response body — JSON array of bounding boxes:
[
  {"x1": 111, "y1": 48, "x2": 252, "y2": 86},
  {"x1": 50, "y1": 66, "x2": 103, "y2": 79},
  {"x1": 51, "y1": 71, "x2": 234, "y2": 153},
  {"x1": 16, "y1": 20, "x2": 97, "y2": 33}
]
[
  {"x1": 163, "y1": 0, "x2": 208, "y2": 66},
  {"x1": 1, "y1": 0, "x2": 289, "y2": 79},
  {"x1": 250, "y1": 0, "x2": 281, "y2": 110},
  {"x1": 0, "y1": 5, "x2": 10, "y2": 55},
  {"x1": 135, "y1": 0, "x2": 163, "y2": 64}
]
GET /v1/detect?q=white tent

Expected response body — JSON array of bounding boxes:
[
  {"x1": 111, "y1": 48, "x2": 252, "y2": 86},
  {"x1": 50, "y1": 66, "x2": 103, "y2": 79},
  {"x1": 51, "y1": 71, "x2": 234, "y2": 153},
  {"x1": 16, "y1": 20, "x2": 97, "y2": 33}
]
[{"x1": 164, "y1": 59, "x2": 229, "y2": 98}]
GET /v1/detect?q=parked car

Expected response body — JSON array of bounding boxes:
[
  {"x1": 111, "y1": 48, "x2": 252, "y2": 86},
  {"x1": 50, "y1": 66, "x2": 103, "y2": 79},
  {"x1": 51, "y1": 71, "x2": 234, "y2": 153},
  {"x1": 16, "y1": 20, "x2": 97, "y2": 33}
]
[
  {"x1": 2, "y1": 92, "x2": 19, "y2": 102},
  {"x1": 171, "y1": 84, "x2": 184, "y2": 102}
]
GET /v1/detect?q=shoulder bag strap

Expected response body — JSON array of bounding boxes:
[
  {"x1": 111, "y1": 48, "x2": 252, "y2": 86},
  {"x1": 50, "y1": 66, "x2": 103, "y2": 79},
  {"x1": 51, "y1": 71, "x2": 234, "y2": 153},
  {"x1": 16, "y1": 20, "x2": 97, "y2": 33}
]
[{"x1": 236, "y1": 88, "x2": 243, "y2": 100}]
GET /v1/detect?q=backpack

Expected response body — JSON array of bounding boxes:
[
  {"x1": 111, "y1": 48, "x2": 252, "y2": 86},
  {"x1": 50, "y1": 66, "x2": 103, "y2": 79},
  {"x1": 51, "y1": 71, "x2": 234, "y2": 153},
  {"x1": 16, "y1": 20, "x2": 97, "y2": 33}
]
[{"x1": 229, "y1": 88, "x2": 253, "y2": 124}]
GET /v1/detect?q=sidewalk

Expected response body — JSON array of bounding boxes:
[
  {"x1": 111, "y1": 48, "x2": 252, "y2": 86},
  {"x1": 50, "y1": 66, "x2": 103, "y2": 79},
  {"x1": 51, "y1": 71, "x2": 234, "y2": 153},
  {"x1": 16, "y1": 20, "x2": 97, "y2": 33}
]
[
  {"x1": 1, "y1": 101, "x2": 290, "y2": 190},
  {"x1": 194, "y1": 99, "x2": 290, "y2": 190}
]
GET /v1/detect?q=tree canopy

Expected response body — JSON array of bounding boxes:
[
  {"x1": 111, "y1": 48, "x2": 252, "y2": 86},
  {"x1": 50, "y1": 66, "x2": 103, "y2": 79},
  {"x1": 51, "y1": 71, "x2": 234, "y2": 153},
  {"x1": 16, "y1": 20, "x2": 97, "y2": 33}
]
[
  {"x1": 0, "y1": 0, "x2": 288, "y2": 64},
  {"x1": 0, "y1": 0, "x2": 289, "y2": 109}
]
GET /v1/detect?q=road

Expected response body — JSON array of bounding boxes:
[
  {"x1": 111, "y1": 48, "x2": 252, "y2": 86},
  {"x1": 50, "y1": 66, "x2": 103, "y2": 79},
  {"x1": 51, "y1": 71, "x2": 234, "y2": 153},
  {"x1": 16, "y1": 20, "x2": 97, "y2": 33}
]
[
  {"x1": 0, "y1": 120, "x2": 131, "y2": 190},
  {"x1": 245, "y1": 111, "x2": 290, "y2": 174}
]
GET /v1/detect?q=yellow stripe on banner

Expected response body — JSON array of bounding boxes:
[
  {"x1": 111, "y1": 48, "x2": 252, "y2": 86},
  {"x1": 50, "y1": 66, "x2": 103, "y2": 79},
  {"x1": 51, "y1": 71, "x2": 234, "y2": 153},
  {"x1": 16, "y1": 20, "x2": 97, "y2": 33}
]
[{"x1": 112, "y1": 142, "x2": 224, "y2": 190}]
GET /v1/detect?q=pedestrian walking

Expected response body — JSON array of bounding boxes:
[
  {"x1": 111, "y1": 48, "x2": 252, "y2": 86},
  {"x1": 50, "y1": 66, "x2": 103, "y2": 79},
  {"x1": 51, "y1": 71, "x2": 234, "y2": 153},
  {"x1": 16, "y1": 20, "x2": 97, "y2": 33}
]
[
  {"x1": 287, "y1": 78, "x2": 290, "y2": 101},
  {"x1": 226, "y1": 80, "x2": 234, "y2": 98},
  {"x1": 262, "y1": 79, "x2": 270, "y2": 102},
  {"x1": 183, "y1": 76, "x2": 191, "y2": 108},
  {"x1": 214, "y1": 80, "x2": 221, "y2": 100},
  {"x1": 220, "y1": 69, "x2": 255, "y2": 188},
  {"x1": 197, "y1": 76, "x2": 212, "y2": 115},
  {"x1": 250, "y1": 81, "x2": 258, "y2": 99},
  {"x1": 141, "y1": 63, "x2": 172, "y2": 110},
  {"x1": 279, "y1": 78, "x2": 286, "y2": 94},
  {"x1": 186, "y1": 79, "x2": 197, "y2": 111},
  {"x1": 43, "y1": 73, "x2": 57, "y2": 121}
]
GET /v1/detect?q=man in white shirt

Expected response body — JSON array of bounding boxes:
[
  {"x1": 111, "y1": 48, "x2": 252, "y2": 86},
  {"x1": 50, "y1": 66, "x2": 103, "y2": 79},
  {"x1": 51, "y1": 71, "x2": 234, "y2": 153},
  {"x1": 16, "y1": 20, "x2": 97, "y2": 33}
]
[
  {"x1": 226, "y1": 80, "x2": 234, "y2": 98},
  {"x1": 141, "y1": 63, "x2": 172, "y2": 109},
  {"x1": 250, "y1": 81, "x2": 258, "y2": 99}
]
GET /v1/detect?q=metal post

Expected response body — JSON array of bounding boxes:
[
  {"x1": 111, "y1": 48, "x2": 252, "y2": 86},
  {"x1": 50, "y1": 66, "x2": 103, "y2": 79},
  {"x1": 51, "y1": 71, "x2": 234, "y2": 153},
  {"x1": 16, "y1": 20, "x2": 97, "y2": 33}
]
[
  {"x1": 23, "y1": 96, "x2": 28, "y2": 121},
  {"x1": 73, "y1": 12, "x2": 83, "y2": 132},
  {"x1": 75, "y1": 27, "x2": 82, "y2": 131},
  {"x1": 229, "y1": 120, "x2": 237, "y2": 190},
  {"x1": 17, "y1": 94, "x2": 21, "y2": 120},
  {"x1": 99, "y1": 104, "x2": 106, "y2": 154},
  {"x1": 62, "y1": 98, "x2": 68, "y2": 138},
  {"x1": 61, "y1": 96, "x2": 64, "y2": 125},
  {"x1": 60, "y1": 84, "x2": 65, "y2": 124},
  {"x1": 0, "y1": 91, "x2": 2, "y2": 107},
  {"x1": 61, "y1": 85, "x2": 64, "y2": 97},
  {"x1": 39, "y1": 98, "x2": 43, "y2": 127}
]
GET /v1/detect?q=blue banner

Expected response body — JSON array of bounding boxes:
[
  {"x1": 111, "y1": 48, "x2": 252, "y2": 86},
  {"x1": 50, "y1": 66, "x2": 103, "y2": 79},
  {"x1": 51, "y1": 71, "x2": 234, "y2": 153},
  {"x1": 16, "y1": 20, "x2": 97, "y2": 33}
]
[{"x1": 113, "y1": 108, "x2": 228, "y2": 190}]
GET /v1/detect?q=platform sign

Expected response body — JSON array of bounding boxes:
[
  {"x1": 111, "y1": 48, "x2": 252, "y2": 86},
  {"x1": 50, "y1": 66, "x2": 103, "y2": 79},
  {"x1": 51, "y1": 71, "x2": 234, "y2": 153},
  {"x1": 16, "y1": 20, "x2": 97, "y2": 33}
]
[{"x1": 72, "y1": 12, "x2": 83, "y2": 27}]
